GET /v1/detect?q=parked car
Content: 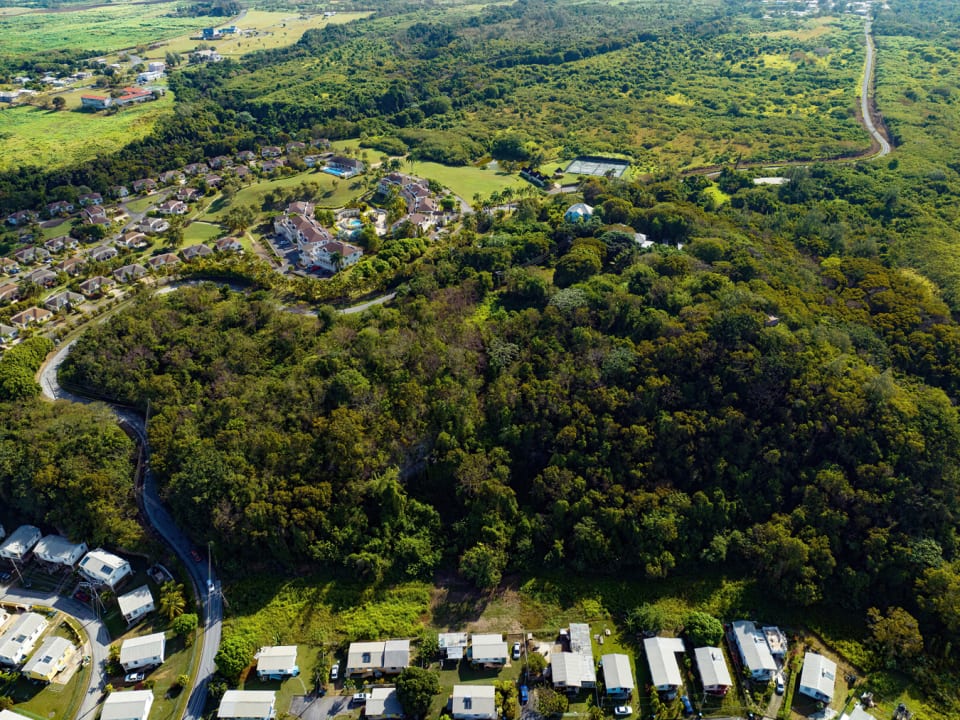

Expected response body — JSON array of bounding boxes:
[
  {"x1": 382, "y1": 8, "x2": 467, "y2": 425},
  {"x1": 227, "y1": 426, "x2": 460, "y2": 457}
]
[
  {"x1": 614, "y1": 707, "x2": 633, "y2": 717},
  {"x1": 330, "y1": 663, "x2": 340, "y2": 681},
  {"x1": 680, "y1": 696, "x2": 693, "y2": 716},
  {"x1": 775, "y1": 673, "x2": 785, "y2": 695},
  {"x1": 352, "y1": 693, "x2": 369, "y2": 706},
  {"x1": 124, "y1": 672, "x2": 145, "y2": 684},
  {"x1": 512, "y1": 641, "x2": 522, "y2": 660},
  {"x1": 519, "y1": 685, "x2": 529, "y2": 705}
]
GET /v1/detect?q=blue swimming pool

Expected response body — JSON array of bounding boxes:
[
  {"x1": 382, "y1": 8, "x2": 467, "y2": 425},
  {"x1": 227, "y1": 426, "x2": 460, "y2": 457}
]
[
  {"x1": 345, "y1": 218, "x2": 362, "y2": 229},
  {"x1": 323, "y1": 166, "x2": 350, "y2": 177}
]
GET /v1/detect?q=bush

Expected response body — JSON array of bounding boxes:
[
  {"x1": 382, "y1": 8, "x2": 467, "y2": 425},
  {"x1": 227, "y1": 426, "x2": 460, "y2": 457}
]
[{"x1": 683, "y1": 611, "x2": 723, "y2": 647}]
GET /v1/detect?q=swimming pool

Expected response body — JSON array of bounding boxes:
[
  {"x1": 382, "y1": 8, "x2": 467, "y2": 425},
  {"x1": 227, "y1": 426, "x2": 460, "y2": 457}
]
[
  {"x1": 323, "y1": 166, "x2": 350, "y2": 177},
  {"x1": 345, "y1": 218, "x2": 363, "y2": 229}
]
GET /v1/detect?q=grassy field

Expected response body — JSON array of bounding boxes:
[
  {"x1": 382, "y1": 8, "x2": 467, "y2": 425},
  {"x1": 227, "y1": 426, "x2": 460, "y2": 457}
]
[
  {"x1": 0, "y1": 94, "x2": 174, "y2": 173},
  {"x1": 405, "y1": 161, "x2": 526, "y2": 200},
  {"x1": 181, "y1": 221, "x2": 223, "y2": 244}
]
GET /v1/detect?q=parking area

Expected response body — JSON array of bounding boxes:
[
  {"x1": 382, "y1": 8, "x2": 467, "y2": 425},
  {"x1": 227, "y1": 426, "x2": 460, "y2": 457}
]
[{"x1": 288, "y1": 694, "x2": 354, "y2": 720}]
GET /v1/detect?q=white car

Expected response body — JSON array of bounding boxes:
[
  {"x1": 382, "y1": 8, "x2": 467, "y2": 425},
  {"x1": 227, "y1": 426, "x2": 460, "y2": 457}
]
[
  {"x1": 512, "y1": 642, "x2": 522, "y2": 660},
  {"x1": 614, "y1": 707, "x2": 633, "y2": 717},
  {"x1": 330, "y1": 663, "x2": 340, "y2": 681}
]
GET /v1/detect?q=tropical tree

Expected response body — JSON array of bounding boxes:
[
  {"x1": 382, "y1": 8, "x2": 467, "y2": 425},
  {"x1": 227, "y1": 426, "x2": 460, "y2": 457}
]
[
  {"x1": 159, "y1": 581, "x2": 186, "y2": 620},
  {"x1": 396, "y1": 666, "x2": 439, "y2": 720}
]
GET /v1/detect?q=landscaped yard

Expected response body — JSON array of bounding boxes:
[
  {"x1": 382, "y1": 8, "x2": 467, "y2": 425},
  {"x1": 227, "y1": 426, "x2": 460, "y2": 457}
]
[
  {"x1": 181, "y1": 221, "x2": 224, "y2": 245},
  {"x1": 404, "y1": 161, "x2": 526, "y2": 201}
]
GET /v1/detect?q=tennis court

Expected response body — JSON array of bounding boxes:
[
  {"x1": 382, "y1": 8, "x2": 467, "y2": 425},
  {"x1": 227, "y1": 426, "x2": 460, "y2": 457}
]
[{"x1": 565, "y1": 156, "x2": 630, "y2": 178}]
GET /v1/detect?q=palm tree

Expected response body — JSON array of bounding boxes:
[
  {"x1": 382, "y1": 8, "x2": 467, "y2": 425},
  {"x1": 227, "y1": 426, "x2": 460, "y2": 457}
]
[
  {"x1": 330, "y1": 251, "x2": 343, "y2": 273},
  {"x1": 159, "y1": 581, "x2": 186, "y2": 621}
]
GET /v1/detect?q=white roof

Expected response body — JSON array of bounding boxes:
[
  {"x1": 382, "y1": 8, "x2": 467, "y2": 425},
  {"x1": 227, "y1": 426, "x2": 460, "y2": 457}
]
[
  {"x1": 643, "y1": 637, "x2": 685, "y2": 688},
  {"x1": 101, "y1": 690, "x2": 155, "y2": 720},
  {"x1": 552, "y1": 652, "x2": 586, "y2": 687},
  {"x1": 569, "y1": 623, "x2": 592, "y2": 655},
  {"x1": 452, "y1": 685, "x2": 497, "y2": 718},
  {"x1": 218, "y1": 690, "x2": 276, "y2": 719},
  {"x1": 694, "y1": 647, "x2": 732, "y2": 688},
  {"x1": 0, "y1": 710, "x2": 33, "y2": 720},
  {"x1": 0, "y1": 525, "x2": 41, "y2": 560},
  {"x1": 367, "y1": 687, "x2": 402, "y2": 718},
  {"x1": 439, "y1": 632, "x2": 468, "y2": 659},
  {"x1": 257, "y1": 646, "x2": 298, "y2": 673},
  {"x1": 22, "y1": 636, "x2": 74, "y2": 677},
  {"x1": 841, "y1": 704, "x2": 876, "y2": 720},
  {"x1": 34, "y1": 536, "x2": 88, "y2": 566},
  {"x1": 600, "y1": 653, "x2": 634, "y2": 691},
  {"x1": 117, "y1": 586, "x2": 155, "y2": 617},
  {"x1": 80, "y1": 548, "x2": 131, "y2": 584},
  {"x1": 472, "y1": 633, "x2": 507, "y2": 661},
  {"x1": 347, "y1": 641, "x2": 383, "y2": 670},
  {"x1": 800, "y1": 652, "x2": 836, "y2": 700},
  {"x1": 120, "y1": 632, "x2": 166, "y2": 665},
  {"x1": 383, "y1": 639, "x2": 410, "y2": 668},
  {"x1": 0, "y1": 612, "x2": 48, "y2": 660},
  {"x1": 566, "y1": 202, "x2": 594, "y2": 216},
  {"x1": 732, "y1": 621, "x2": 777, "y2": 674}
]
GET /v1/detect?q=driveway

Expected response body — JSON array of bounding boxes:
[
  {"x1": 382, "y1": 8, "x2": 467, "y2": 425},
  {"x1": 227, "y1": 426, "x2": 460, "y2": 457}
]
[{"x1": 289, "y1": 694, "x2": 353, "y2": 720}]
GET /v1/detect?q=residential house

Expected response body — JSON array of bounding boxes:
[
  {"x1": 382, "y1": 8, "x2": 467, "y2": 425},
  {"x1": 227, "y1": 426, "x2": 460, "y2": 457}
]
[
  {"x1": 694, "y1": 647, "x2": 732, "y2": 696},
  {"x1": 117, "y1": 586, "x2": 156, "y2": 624},
  {"x1": 46, "y1": 200, "x2": 74, "y2": 217},
  {"x1": 233, "y1": 165, "x2": 251, "y2": 179},
  {"x1": 160, "y1": 170, "x2": 186, "y2": 186},
  {"x1": 209, "y1": 156, "x2": 233, "y2": 170},
  {"x1": 44, "y1": 236, "x2": 76, "y2": 254},
  {"x1": 365, "y1": 687, "x2": 402, "y2": 720},
  {"x1": 137, "y1": 70, "x2": 163, "y2": 84},
  {"x1": 110, "y1": 186, "x2": 130, "y2": 199},
  {"x1": 101, "y1": 690, "x2": 155, "y2": 720},
  {"x1": 217, "y1": 691, "x2": 276, "y2": 720},
  {"x1": 116, "y1": 231, "x2": 149, "y2": 250},
  {"x1": 304, "y1": 155, "x2": 323, "y2": 168},
  {"x1": 551, "y1": 653, "x2": 592, "y2": 691},
  {"x1": 438, "y1": 633, "x2": 468, "y2": 663},
  {"x1": 113, "y1": 264, "x2": 148, "y2": 284},
  {"x1": 89, "y1": 245, "x2": 119, "y2": 262},
  {"x1": 0, "y1": 258, "x2": 20, "y2": 275},
  {"x1": 181, "y1": 244, "x2": 213, "y2": 261},
  {"x1": 275, "y1": 213, "x2": 332, "y2": 246},
  {"x1": 33, "y1": 536, "x2": 88, "y2": 568},
  {"x1": 260, "y1": 159, "x2": 285, "y2": 173},
  {"x1": 184, "y1": 162, "x2": 209, "y2": 176},
  {"x1": 798, "y1": 652, "x2": 836, "y2": 704},
  {"x1": 215, "y1": 237, "x2": 243, "y2": 253},
  {"x1": 451, "y1": 685, "x2": 496, "y2": 720},
  {"x1": 205, "y1": 174, "x2": 222, "y2": 188},
  {"x1": 119, "y1": 632, "x2": 166, "y2": 671},
  {"x1": 10, "y1": 307, "x2": 53, "y2": 328},
  {"x1": 80, "y1": 94, "x2": 111, "y2": 110},
  {"x1": 113, "y1": 86, "x2": 154, "y2": 106},
  {"x1": 177, "y1": 187, "x2": 202, "y2": 202},
  {"x1": 345, "y1": 640, "x2": 410, "y2": 677},
  {"x1": 6, "y1": 210, "x2": 37, "y2": 226},
  {"x1": 236, "y1": 150, "x2": 256, "y2": 162},
  {"x1": 78, "y1": 192, "x2": 103, "y2": 206},
  {"x1": 564, "y1": 203, "x2": 594, "y2": 223},
  {"x1": 148, "y1": 253, "x2": 180, "y2": 270},
  {"x1": 0, "y1": 613, "x2": 49, "y2": 666},
  {"x1": 132, "y1": 178, "x2": 157, "y2": 194},
  {"x1": 256, "y1": 646, "x2": 299, "y2": 680},
  {"x1": 56, "y1": 256, "x2": 86, "y2": 276},
  {"x1": 44, "y1": 291, "x2": 85, "y2": 313},
  {"x1": 22, "y1": 636, "x2": 76, "y2": 682},
  {"x1": 470, "y1": 634, "x2": 508, "y2": 667},
  {"x1": 82, "y1": 206, "x2": 109, "y2": 225},
  {"x1": 731, "y1": 621, "x2": 777, "y2": 682},
  {"x1": 643, "y1": 637, "x2": 686, "y2": 699},
  {"x1": 300, "y1": 240, "x2": 362, "y2": 274},
  {"x1": 14, "y1": 246, "x2": 50, "y2": 265},
  {"x1": 23, "y1": 268, "x2": 57, "y2": 288},
  {"x1": 0, "y1": 525, "x2": 42, "y2": 561},
  {"x1": 286, "y1": 141, "x2": 306, "y2": 154},
  {"x1": 600, "y1": 654, "x2": 634, "y2": 698},
  {"x1": 157, "y1": 200, "x2": 188, "y2": 215},
  {"x1": 261, "y1": 146, "x2": 282, "y2": 158},
  {"x1": 0, "y1": 324, "x2": 18, "y2": 343},
  {"x1": 287, "y1": 201, "x2": 315, "y2": 217},
  {"x1": 140, "y1": 218, "x2": 170, "y2": 234},
  {"x1": 325, "y1": 155, "x2": 364, "y2": 178},
  {"x1": 0, "y1": 284, "x2": 21, "y2": 304},
  {"x1": 0, "y1": 91, "x2": 21, "y2": 103},
  {"x1": 79, "y1": 275, "x2": 114, "y2": 297},
  {"x1": 79, "y1": 548, "x2": 133, "y2": 588}
]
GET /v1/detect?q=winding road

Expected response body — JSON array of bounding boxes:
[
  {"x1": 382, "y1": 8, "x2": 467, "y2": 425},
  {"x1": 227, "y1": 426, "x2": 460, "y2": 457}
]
[{"x1": 861, "y1": 19, "x2": 891, "y2": 157}]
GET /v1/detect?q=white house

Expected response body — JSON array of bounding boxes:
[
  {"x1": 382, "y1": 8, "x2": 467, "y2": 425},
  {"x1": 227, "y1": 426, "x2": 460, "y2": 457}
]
[
  {"x1": 101, "y1": 690, "x2": 155, "y2": 720},
  {"x1": 256, "y1": 645, "x2": 299, "y2": 680},
  {"x1": 694, "y1": 647, "x2": 732, "y2": 696},
  {"x1": 117, "y1": 586, "x2": 156, "y2": 624},
  {"x1": 643, "y1": 637, "x2": 685, "y2": 699},
  {"x1": 0, "y1": 525, "x2": 42, "y2": 562},
  {"x1": 600, "y1": 653, "x2": 634, "y2": 698},
  {"x1": 22, "y1": 636, "x2": 76, "y2": 682},
  {"x1": 438, "y1": 632, "x2": 468, "y2": 662},
  {"x1": 564, "y1": 203, "x2": 594, "y2": 223},
  {"x1": 731, "y1": 621, "x2": 777, "y2": 681},
  {"x1": 799, "y1": 652, "x2": 836, "y2": 704},
  {"x1": 452, "y1": 685, "x2": 497, "y2": 720},
  {"x1": 345, "y1": 640, "x2": 410, "y2": 677},
  {"x1": 0, "y1": 612, "x2": 49, "y2": 666},
  {"x1": 217, "y1": 690, "x2": 276, "y2": 720},
  {"x1": 366, "y1": 687, "x2": 402, "y2": 720},
  {"x1": 551, "y1": 652, "x2": 590, "y2": 690},
  {"x1": 470, "y1": 634, "x2": 508, "y2": 666},
  {"x1": 79, "y1": 548, "x2": 133, "y2": 589},
  {"x1": 34, "y1": 535, "x2": 88, "y2": 567},
  {"x1": 119, "y1": 632, "x2": 166, "y2": 671}
]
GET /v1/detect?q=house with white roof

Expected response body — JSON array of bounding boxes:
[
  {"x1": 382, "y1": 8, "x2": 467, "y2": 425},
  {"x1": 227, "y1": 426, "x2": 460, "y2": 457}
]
[
  {"x1": 799, "y1": 652, "x2": 836, "y2": 704},
  {"x1": 731, "y1": 621, "x2": 777, "y2": 681},
  {"x1": 345, "y1": 640, "x2": 410, "y2": 677},
  {"x1": 438, "y1": 632, "x2": 468, "y2": 662},
  {"x1": 643, "y1": 637, "x2": 685, "y2": 699},
  {"x1": 0, "y1": 612, "x2": 49, "y2": 665},
  {"x1": 366, "y1": 687, "x2": 402, "y2": 720},
  {"x1": 552, "y1": 652, "x2": 591, "y2": 691},
  {"x1": 552, "y1": 623, "x2": 597, "y2": 690},
  {"x1": 0, "y1": 710, "x2": 33, "y2": 720},
  {"x1": 256, "y1": 645, "x2": 299, "y2": 680},
  {"x1": 694, "y1": 646, "x2": 732, "y2": 696},
  {"x1": 119, "y1": 632, "x2": 166, "y2": 671},
  {"x1": 564, "y1": 203, "x2": 594, "y2": 223},
  {"x1": 600, "y1": 653, "x2": 634, "y2": 698},
  {"x1": 34, "y1": 535, "x2": 88, "y2": 567},
  {"x1": 101, "y1": 690, "x2": 155, "y2": 720},
  {"x1": 840, "y1": 704, "x2": 876, "y2": 720},
  {"x1": 452, "y1": 685, "x2": 497, "y2": 720},
  {"x1": 470, "y1": 633, "x2": 508, "y2": 666},
  {"x1": 217, "y1": 690, "x2": 276, "y2": 720},
  {"x1": 117, "y1": 586, "x2": 155, "y2": 624},
  {"x1": 22, "y1": 635, "x2": 76, "y2": 681},
  {"x1": 0, "y1": 525, "x2": 41, "y2": 562},
  {"x1": 79, "y1": 548, "x2": 132, "y2": 589}
]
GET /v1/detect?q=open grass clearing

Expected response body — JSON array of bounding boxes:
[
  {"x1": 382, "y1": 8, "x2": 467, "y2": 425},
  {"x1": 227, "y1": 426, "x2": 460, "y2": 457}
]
[
  {"x1": 181, "y1": 221, "x2": 223, "y2": 245},
  {"x1": 403, "y1": 161, "x2": 526, "y2": 200}
]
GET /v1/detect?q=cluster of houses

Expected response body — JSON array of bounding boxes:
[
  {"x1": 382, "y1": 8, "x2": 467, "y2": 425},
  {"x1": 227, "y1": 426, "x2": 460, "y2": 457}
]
[
  {"x1": 274, "y1": 201, "x2": 363, "y2": 274},
  {"x1": 80, "y1": 86, "x2": 159, "y2": 111},
  {"x1": 376, "y1": 172, "x2": 453, "y2": 235}
]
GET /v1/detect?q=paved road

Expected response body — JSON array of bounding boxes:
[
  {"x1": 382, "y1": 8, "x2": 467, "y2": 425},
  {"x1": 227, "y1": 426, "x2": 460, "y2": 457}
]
[
  {"x1": 0, "y1": 588, "x2": 111, "y2": 720},
  {"x1": 861, "y1": 20, "x2": 891, "y2": 157}
]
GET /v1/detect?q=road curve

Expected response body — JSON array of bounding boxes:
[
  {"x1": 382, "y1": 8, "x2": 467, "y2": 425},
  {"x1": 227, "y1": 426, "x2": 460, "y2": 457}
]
[
  {"x1": 0, "y1": 588, "x2": 111, "y2": 720},
  {"x1": 861, "y1": 19, "x2": 891, "y2": 157}
]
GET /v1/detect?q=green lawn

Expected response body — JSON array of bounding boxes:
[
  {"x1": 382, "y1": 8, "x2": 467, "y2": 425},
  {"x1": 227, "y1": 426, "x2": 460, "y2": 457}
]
[
  {"x1": 404, "y1": 161, "x2": 527, "y2": 200},
  {"x1": 181, "y1": 221, "x2": 223, "y2": 245},
  {"x1": 0, "y1": 94, "x2": 175, "y2": 173},
  {"x1": 125, "y1": 196, "x2": 157, "y2": 214}
]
